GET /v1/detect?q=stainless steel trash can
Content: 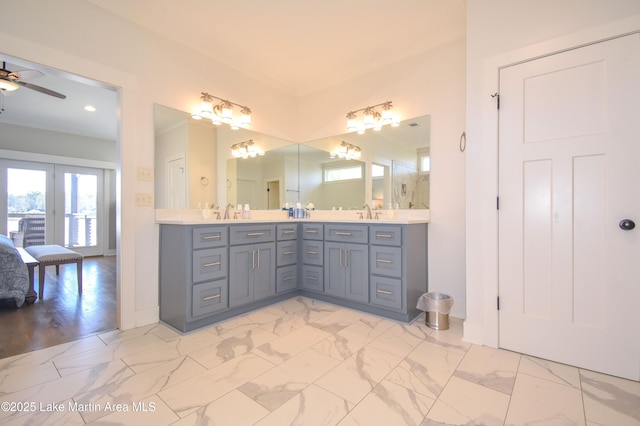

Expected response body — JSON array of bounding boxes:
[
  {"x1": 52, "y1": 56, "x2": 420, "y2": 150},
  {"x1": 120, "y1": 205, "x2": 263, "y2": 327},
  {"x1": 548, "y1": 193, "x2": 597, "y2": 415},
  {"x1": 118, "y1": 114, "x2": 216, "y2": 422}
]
[{"x1": 417, "y1": 292, "x2": 454, "y2": 330}]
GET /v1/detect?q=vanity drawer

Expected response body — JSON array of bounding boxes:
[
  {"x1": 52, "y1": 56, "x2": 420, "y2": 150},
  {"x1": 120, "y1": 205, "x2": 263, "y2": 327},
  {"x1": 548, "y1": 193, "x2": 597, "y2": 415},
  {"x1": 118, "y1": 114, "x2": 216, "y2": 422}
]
[
  {"x1": 301, "y1": 265, "x2": 323, "y2": 292},
  {"x1": 193, "y1": 226, "x2": 228, "y2": 249},
  {"x1": 277, "y1": 224, "x2": 298, "y2": 240},
  {"x1": 192, "y1": 279, "x2": 228, "y2": 317},
  {"x1": 302, "y1": 224, "x2": 323, "y2": 240},
  {"x1": 302, "y1": 240, "x2": 323, "y2": 265},
  {"x1": 325, "y1": 224, "x2": 368, "y2": 244},
  {"x1": 370, "y1": 246, "x2": 402, "y2": 278},
  {"x1": 230, "y1": 225, "x2": 276, "y2": 245},
  {"x1": 370, "y1": 226, "x2": 402, "y2": 246},
  {"x1": 193, "y1": 247, "x2": 228, "y2": 283},
  {"x1": 370, "y1": 276, "x2": 402, "y2": 310},
  {"x1": 276, "y1": 265, "x2": 298, "y2": 293},
  {"x1": 277, "y1": 240, "x2": 298, "y2": 266}
]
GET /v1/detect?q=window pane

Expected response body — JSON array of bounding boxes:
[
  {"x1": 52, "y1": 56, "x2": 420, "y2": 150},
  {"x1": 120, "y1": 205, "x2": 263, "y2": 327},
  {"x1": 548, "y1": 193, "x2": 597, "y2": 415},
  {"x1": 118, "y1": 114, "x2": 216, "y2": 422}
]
[
  {"x1": 372, "y1": 164, "x2": 385, "y2": 178},
  {"x1": 7, "y1": 169, "x2": 46, "y2": 246},
  {"x1": 421, "y1": 156, "x2": 431, "y2": 172},
  {"x1": 65, "y1": 172, "x2": 98, "y2": 247},
  {"x1": 325, "y1": 165, "x2": 363, "y2": 182}
]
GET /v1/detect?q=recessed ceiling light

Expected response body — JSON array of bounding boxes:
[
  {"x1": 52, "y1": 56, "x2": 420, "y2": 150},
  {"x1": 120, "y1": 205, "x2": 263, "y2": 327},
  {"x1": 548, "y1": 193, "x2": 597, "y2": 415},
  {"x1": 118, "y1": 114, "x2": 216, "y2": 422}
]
[{"x1": 84, "y1": 105, "x2": 96, "y2": 112}]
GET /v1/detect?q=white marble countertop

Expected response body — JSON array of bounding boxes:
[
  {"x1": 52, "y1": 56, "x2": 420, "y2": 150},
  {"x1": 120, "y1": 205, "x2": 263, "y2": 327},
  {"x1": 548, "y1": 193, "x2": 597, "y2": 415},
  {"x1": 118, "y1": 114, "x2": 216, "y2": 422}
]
[{"x1": 155, "y1": 209, "x2": 430, "y2": 225}]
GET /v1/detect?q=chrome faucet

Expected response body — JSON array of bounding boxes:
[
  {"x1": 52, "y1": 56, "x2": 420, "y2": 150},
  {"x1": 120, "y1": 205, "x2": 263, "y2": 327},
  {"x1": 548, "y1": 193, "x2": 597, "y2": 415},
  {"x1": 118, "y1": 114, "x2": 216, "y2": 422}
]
[
  {"x1": 363, "y1": 203, "x2": 372, "y2": 220},
  {"x1": 223, "y1": 203, "x2": 234, "y2": 220}
]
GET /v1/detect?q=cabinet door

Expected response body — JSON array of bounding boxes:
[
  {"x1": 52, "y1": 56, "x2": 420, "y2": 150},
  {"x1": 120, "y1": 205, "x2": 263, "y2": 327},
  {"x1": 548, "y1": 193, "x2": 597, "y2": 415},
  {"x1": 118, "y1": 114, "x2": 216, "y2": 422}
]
[
  {"x1": 253, "y1": 242, "x2": 276, "y2": 301},
  {"x1": 229, "y1": 245, "x2": 253, "y2": 308},
  {"x1": 324, "y1": 242, "x2": 345, "y2": 298},
  {"x1": 345, "y1": 243, "x2": 369, "y2": 303}
]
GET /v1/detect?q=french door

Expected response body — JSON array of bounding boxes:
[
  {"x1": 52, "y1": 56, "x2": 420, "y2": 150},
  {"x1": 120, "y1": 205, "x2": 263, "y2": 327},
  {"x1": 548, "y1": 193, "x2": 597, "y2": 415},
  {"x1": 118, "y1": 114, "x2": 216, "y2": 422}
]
[
  {"x1": 1, "y1": 160, "x2": 105, "y2": 256},
  {"x1": 54, "y1": 165, "x2": 104, "y2": 256}
]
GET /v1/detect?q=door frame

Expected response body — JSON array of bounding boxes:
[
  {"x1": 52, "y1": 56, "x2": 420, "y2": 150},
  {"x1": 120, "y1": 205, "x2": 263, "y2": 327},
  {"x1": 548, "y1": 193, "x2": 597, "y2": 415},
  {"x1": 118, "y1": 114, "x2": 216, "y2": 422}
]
[{"x1": 466, "y1": 24, "x2": 640, "y2": 348}]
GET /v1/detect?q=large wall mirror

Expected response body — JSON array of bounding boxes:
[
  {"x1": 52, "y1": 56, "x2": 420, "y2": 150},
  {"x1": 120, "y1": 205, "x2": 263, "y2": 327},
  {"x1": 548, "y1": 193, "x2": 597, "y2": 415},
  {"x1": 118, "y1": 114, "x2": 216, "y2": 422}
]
[
  {"x1": 154, "y1": 104, "x2": 430, "y2": 210},
  {"x1": 301, "y1": 115, "x2": 430, "y2": 210}
]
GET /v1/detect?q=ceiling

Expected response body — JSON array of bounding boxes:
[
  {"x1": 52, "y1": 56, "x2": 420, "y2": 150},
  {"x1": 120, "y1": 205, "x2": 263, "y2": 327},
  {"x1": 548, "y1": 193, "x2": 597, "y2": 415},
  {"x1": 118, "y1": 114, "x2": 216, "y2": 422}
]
[{"x1": 0, "y1": 1, "x2": 465, "y2": 141}]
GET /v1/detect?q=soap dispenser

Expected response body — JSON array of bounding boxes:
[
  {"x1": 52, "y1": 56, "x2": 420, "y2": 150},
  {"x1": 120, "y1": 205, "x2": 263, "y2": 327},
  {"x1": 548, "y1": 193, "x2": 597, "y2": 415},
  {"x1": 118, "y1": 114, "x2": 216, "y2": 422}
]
[{"x1": 201, "y1": 202, "x2": 212, "y2": 219}]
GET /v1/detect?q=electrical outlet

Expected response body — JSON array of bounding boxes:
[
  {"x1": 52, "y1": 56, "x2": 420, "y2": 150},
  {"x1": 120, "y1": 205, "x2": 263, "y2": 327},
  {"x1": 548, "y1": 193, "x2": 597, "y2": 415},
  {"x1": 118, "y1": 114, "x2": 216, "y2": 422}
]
[
  {"x1": 137, "y1": 166, "x2": 154, "y2": 182},
  {"x1": 135, "y1": 192, "x2": 154, "y2": 206}
]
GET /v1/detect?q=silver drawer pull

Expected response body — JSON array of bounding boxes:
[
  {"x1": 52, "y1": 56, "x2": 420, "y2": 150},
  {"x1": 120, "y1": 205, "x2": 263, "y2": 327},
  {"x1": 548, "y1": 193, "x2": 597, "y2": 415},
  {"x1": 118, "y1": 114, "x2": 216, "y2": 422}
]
[
  {"x1": 305, "y1": 229, "x2": 318, "y2": 234},
  {"x1": 247, "y1": 232, "x2": 265, "y2": 236},
  {"x1": 376, "y1": 234, "x2": 393, "y2": 238},
  {"x1": 283, "y1": 230, "x2": 295, "y2": 234},
  {"x1": 283, "y1": 251, "x2": 294, "y2": 255},
  {"x1": 203, "y1": 261, "x2": 221, "y2": 267},
  {"x1": 203, "y1": 294, "x2": 221, "y2": 301},
  {"x1": 305, "y1": 276, "x2": 318, "y2": 281},
  {"x1": 376, "y1": 289, "x2": 393, "y2": 295},
  {"x1": 203, "y1": 235, "x2": 221, "y2": 240},
  {"x1": 283, "y1": 276, "x2": 295, "y2": 281},
  {"x1": 306, "y1": 250, "x2": 318, "y2": 255},
  {"x1": 335, "y1": 232, "x2": 352, "y2": 236},
  {"x1": 376, "y1": 259, "x2": 392, "y2": 264}
]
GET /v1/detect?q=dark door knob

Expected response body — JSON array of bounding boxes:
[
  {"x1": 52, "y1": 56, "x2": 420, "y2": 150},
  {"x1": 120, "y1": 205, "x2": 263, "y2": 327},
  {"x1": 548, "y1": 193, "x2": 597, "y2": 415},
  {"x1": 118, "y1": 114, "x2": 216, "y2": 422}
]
[{"x1": 619, "y1": 219, "x2": 636, "y2": 231}]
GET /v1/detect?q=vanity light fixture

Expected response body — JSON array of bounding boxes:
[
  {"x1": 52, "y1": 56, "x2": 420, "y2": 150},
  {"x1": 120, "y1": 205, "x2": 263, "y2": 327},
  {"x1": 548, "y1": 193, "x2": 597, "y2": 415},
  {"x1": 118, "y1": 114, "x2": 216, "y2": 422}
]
[
  {"x1": 192, "y1": 92, "x2": 252, "y2": 129},
  {"x1": 346, "y1": 101, "x2": 400, "y2": 134},
  {"x1": 330, "y1": 141, "x2": 362, "y2": 160},
  {"x1": 231, "y1": 139, "x2": 264, "y2": 159}
]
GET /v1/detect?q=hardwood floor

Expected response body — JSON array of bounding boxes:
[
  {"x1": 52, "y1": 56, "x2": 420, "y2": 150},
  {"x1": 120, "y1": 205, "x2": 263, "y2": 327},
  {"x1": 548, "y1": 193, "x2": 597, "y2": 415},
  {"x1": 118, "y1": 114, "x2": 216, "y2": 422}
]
[{"x1": 0, "y1": 255, "x2": 116, "y2": 359}]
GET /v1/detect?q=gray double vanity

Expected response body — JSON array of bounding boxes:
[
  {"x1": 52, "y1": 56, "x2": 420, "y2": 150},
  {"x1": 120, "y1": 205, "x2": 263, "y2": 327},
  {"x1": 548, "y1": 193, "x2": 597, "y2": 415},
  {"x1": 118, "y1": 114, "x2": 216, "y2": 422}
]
[
  {"x1": 154, "y1": 103, "x2": 430, "y2": 332},
  {"x1": 158, "y1": 217, "x2": 428, "y2": 332}
]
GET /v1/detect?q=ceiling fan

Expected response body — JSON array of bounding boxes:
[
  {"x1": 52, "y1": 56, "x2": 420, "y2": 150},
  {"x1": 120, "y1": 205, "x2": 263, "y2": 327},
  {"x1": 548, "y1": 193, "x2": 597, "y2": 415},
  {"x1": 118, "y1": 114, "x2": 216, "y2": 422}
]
[{"x1": 0, "y1": 61, "x2": 66, "y2": 99}]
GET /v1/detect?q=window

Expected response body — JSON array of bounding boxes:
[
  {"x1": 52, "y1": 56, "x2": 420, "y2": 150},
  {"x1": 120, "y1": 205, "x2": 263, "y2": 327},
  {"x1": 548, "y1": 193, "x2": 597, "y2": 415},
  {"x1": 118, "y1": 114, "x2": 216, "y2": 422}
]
[
  {"x1": 420, "y1": 155, "x2": 431, "y2": 172},
  {"x1": 371, "y1": 164, "x2": 385, "y2": 178},
  {"x1": 324, "y1": 164, "x2": 363, "y2": 183}
]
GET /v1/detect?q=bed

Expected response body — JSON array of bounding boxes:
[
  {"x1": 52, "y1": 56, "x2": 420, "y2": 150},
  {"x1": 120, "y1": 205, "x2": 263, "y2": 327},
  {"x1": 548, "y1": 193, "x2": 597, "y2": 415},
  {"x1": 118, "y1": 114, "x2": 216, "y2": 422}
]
[{"x1": 0, "y1": 234, "x2": 30, "y2": 307}]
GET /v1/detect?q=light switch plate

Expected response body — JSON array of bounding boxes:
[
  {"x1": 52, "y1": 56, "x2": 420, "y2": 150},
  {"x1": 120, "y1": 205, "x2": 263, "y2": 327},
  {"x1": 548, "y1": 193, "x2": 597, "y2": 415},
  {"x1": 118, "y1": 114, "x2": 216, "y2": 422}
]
[
  {"x1": 135, "y1": 192, "x2": 154, "y2": 206},
  {"x1": 137, "y1": 166, "x2": 154, "y2": 182}
]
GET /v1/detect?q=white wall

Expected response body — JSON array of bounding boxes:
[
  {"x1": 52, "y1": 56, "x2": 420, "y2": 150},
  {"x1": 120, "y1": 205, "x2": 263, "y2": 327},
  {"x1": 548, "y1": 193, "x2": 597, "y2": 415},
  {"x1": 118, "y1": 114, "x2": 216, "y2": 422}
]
[
  {"x1": 299, "y1": 39, "x2": 468, "y2": 318},
  {"x1": 0, "y1": 123, "x2": 116, "y2": 162},
  {"x1": 0, "y1": 0, "x2": 467, "y2": 325},
  {"x1": 465, "y1": 0, "x2": 640, "y2": 345}
]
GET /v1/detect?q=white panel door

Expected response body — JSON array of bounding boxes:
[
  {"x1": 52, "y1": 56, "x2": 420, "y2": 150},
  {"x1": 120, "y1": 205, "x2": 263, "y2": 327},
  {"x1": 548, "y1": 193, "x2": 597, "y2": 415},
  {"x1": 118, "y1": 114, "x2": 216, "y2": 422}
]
[{"x1": 498, "y1": 34, "x2": 640, "y2": 380}]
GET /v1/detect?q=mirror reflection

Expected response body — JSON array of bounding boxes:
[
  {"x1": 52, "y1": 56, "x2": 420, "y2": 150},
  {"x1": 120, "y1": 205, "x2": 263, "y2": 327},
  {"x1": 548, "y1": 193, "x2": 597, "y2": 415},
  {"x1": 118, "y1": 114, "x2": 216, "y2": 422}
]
[
  {"x1": 154, "y1": 104, "x2": 430, "y2": 210},
  {"x1": 301, "y1": 115, "x2": 430, "y2": 210}
]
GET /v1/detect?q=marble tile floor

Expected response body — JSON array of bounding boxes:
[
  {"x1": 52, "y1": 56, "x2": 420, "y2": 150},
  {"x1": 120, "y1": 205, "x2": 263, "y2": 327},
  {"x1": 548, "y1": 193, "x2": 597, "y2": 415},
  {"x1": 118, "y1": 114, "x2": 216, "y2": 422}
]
[{"x1": 0, "y1": 296, "x2": 638, "y2": 425}]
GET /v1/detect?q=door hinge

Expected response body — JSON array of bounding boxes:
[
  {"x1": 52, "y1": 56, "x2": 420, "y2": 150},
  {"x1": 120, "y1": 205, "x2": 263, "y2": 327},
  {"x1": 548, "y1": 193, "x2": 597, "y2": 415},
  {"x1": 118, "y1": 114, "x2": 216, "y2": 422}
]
[
  {"x1": 497, "y1": 296, "x2": 500, "y2": 310},
  {"x1": 496, "y1": 196, "x2": 500, "y2": 210},
  {"x1": 491, "y1": 92, "x2": 500, "y2": 109}
]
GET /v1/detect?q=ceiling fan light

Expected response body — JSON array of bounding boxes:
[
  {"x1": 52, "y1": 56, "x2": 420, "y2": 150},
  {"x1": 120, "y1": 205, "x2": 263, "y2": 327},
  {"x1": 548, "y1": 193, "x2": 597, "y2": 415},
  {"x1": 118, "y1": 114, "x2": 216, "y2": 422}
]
[{"x1": 0, "y1": 79, "x2": 19, "y2": 91}]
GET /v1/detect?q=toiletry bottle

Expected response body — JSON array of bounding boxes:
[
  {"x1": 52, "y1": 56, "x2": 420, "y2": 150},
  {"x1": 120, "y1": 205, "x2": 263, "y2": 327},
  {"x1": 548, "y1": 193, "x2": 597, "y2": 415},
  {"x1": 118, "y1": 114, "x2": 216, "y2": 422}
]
[
  {"x1": 202, "y1": 202, "x2": 212, "y2": 219},
  {"x1": 243, "y1": 203, "x2": 250, "y2": 219}
]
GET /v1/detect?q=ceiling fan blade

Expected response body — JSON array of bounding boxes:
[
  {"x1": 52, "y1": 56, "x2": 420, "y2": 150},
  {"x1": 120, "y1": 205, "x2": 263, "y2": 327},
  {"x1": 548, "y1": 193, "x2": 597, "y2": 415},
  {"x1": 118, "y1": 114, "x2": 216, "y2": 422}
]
[
  {"x1": 13, "y1": 69, "x2": 44, "y2": 80},
  {"x1": 16, "y1": 81, "x2": 66, "y2": 99}
]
